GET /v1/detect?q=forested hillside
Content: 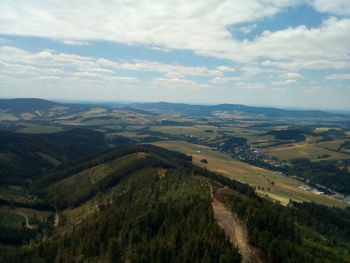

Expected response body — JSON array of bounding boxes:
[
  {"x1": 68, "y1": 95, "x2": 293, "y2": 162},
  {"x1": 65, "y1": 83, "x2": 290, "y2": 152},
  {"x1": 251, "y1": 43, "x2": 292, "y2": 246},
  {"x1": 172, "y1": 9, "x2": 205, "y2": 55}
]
[
  {"x1": 1, "y1": 144, "x2": 350, "y2": 262},
  {"x1": 0, "y1": 128, "x2": 107, "y2": 185}
]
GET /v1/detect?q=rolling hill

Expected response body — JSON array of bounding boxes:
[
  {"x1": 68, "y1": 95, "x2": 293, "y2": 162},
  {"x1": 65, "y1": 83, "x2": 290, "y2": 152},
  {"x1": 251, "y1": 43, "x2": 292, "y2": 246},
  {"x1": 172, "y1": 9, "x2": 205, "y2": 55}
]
[
  {"x1": 1, "y1": 99, "x2": 350, "y2": 262},
  {"x1": 0, "y1": 98, "x2": 61, "y2": 114},
  {"x1": 129, "y1": 102, "x2": 349, "y2": 119},
  {"x1": 1, "y1": 144, "x2": 350, "y2": 263},
  {"x1": 0, "y1": 128, "x2": 107, "y2": 185}
]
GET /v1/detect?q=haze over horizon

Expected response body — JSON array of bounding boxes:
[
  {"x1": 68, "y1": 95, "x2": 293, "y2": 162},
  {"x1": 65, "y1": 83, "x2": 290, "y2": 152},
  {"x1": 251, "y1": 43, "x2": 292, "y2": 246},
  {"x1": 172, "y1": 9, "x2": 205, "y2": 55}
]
[{"x1": 0, "y1": 1, "x2": 349, "y2": 109}]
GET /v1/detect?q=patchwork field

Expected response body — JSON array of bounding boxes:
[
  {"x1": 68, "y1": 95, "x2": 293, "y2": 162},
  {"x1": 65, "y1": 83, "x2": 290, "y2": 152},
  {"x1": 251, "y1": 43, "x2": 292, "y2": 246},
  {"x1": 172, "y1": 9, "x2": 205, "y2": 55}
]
[
  {"x1": 263, "y1": 141, "x2": 350, "y2": 161},
  {"x1": 150, "y1": 125, "x2": 218, "y2": 139},
  {"x1": 152, "y1": 140, "x2": 348, "y2": 208}
]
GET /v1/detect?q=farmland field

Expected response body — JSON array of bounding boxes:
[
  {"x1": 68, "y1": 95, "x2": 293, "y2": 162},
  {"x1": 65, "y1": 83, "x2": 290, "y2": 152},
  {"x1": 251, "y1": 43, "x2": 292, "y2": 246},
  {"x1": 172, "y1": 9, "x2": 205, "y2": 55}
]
[
  {"x1": 152, "y1": 140, "x2": 348, "y2": 208},
  {"x1": 16, "y1": 123, "x2": 63, "y2": 134},
  {"x1": 263, "y1": 142, "x2": 350, "y2": 161}
]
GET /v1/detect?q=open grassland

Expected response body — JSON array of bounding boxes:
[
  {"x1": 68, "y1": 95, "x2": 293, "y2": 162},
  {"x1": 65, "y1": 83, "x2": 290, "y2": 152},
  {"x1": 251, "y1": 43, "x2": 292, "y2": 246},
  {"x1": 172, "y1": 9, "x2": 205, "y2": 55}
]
[
  {"x1": 152, "y1": 140, "x2": 348, "y2": 208},
  {"x1": 108, "y1": 131, "x2": 149, "y2": 139},
  {"x1": 315, "y1": 139, "x2": 347, "y2": 150},
  {"x1": 80, "y1": 108, "x2": 107, "y2": 117},
  {"x1": 264, "y1": 141, "x2": 350, "y2": 161},
  {"x1": 243, "y1": 134, "x2": 275, "y2": 145},
  {"x1": 314, "y1": 127, "x2": 342, "y2": 132},
  {"x1": 0, "y1": 112, "x2": 19, "y2": 121},
  {"x1": 150, "y1": 125, "x2": 218, "y2": 139},
  {"x1": 16, "y1": 123, "x2": 63, "y2": 134},
  {"x1": 0, "y1": 208, "x2": 25, "y2": 229},
  {"x1": 219, "y1": 126, "x2": 258, "y2": 135},
  {"x1": 0, "y1": 185, "x2": 36, "y2": 204},
  {"x1": 55, "y1": 108, "x2": 153, "y2": 128},
  {"x1": 0, "y1": 206, "x2": 52, "y2": 228},
  {"x1": 14, "y1": 207, "x2": 53, "y2": 221}
]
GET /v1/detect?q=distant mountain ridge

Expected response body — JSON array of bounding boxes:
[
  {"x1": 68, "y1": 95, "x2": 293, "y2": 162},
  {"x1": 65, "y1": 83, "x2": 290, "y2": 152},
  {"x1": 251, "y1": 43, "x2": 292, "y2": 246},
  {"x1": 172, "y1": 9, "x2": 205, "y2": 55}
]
[
  {"x1": 0, "y1": 98, "x2": 61, "y2": 114},
  {"x1": 0, "y1": 98, "x2": 348, "y2": 120},
  {"x1": 128, "y1": 101, "x2": 348, "y2": 119},
  {"x1": 0, "y1": 98, "x2": 89, "y2": 114}
]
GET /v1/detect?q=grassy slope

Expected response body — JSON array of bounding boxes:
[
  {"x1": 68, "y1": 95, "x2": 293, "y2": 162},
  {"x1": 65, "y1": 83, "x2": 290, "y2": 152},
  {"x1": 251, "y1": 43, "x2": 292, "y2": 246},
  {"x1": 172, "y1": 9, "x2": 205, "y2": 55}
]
[{"x1": 152, "y1": 140, "x2": 348, "y2": 208}]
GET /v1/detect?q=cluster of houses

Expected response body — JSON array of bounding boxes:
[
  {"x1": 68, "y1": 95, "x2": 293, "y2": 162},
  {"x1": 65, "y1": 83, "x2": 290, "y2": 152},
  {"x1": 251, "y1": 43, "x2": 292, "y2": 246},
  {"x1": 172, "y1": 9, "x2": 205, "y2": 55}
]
[{"x1": 296, "y1": 179, "x2": 350, "y2": 204}]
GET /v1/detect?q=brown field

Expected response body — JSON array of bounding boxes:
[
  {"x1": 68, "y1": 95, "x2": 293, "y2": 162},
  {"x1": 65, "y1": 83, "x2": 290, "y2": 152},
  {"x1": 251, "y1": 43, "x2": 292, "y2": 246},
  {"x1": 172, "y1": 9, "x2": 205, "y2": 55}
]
[
  {"x1": 151, "y1": 125, "x2": 218, "y2": 138},
  {"x1": 0, "y1": 112, "x2": 19, "y2": 121},
  {"x1": 315, "y1": 140, "x2": 346, "y2": 150},
  {"x1": 263, "y1": 142, "x2": 350, "y2": 161},
  {"x1": 152, "y1": 140, "x2": 348, "y2": 208},
  {"x1": 314, "y1": 127, "x2": 341, "y2": 132}
]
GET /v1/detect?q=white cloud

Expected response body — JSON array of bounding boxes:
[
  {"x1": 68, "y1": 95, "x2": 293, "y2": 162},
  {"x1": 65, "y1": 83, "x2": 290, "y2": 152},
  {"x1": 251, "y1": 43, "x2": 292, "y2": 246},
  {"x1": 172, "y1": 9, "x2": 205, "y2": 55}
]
[
  {"x1": 82, "y1": 67, "x2": 115, "y2": 74},
  {"x1": 150, "y1": 77, "x2": 210, "y2": 90},
  {"x1": 58, "y1": 39, "x2": 89, "y2": 46},
  {"x1": 211, "y1": 76, "x2": 243, "y2": 83},
  {"x1": 149, "y1": 46, "x2": 172, "y2": 52},
  {"x1": 0, "y1": 46, "x2": 226, "y2": 81},
  {"x1": 273, "y1": 79, "x2": 297, "y2": 85},
  {"x1": 0, "y1": 45, "x2": 217, "y2": 93},
  {"x1": 255, "y1": 17, "x2": 350, "y2": 70},
  {"x1": 312, "y1": 0, "x2": 350, "y2": 16},
  {"x1": 262, "y1": 58, "x2": 350, "y2": 70},
  {"x1": 98, "y1": 59, "x2": 222, "y2": 78},
  {"x1": 0, "y1": 46, "x2": 141, "y2": 86},
  {"x1": 236, "y1": 82, "x2": 265, "y2": 89},
  {"x1": 4, "y1": 0, "x2": 349, "y2": 70},
  {"x1": 49, "y1": 68, "x2": 64, "y2": 74},
  {"x1": 326, "y1": 73, "x2": 350, "y2": 80},
  {"x1": 238, "y1": 24, "x2": 257, "y2": 34},
  {"x1": 216, "y1": 66, "x2": 235, "y2": 72},
  {"x1": 108, "y1": 76, "x2": 140, "y2": 83},
  {"x1": 281, "y1": 72, "x2": 304, "y2": 79},
  {"x1": 240, "y1": 66, "x2": 264, "y2": 76}
]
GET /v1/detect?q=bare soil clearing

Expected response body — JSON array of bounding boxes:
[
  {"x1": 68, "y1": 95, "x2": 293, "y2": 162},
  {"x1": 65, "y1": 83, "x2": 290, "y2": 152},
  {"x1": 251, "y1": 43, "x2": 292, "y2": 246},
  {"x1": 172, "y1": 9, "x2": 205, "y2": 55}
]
[{"x1": 212, "y1": 187, "x2": 264, "y2": 263}]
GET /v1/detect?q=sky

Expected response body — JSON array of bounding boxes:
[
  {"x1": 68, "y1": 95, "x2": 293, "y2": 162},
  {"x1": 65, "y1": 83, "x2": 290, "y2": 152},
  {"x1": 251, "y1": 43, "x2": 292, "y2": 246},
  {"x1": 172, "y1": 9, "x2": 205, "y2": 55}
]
[{"x1": 0, "y1": 0, "x2": 349, "y2": 109}]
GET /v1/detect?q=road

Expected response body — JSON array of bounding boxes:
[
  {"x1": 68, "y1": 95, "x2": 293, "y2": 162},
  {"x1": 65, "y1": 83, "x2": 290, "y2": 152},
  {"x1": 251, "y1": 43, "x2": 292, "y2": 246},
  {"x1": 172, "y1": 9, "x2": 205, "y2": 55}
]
[{"x1": 17, "y1": 211, "x2": 35, "y2": 229}]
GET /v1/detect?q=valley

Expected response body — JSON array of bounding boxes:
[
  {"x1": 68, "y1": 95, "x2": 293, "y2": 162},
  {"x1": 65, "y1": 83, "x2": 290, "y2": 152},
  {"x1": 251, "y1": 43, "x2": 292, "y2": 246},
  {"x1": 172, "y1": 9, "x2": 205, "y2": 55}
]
[{"x1": 1, "y1": 98, "x2": 350, "y2": 262}]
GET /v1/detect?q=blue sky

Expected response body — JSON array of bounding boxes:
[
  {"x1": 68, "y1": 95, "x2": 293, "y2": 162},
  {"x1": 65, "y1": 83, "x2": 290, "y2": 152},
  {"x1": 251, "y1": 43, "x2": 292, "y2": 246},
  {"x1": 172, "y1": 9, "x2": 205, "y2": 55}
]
[{"x1": 0, "y1": 0, "x2": 349, "y2": 109}]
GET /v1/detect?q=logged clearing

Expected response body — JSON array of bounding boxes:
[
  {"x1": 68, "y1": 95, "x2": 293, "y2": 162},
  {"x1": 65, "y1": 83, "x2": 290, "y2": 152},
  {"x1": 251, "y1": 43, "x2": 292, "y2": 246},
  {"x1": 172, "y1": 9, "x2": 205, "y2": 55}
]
[
  {"x1": 152, "y1": 140, "x2": 348, "y2": 208},
  {"x1": 212, "y1": 187, "x2": 264, "y2": 263}
]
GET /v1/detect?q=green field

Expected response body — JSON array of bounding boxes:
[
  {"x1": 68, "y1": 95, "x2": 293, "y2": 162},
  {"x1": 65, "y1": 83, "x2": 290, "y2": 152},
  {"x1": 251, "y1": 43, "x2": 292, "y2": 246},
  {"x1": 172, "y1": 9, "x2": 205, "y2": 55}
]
[
  {"x1": 263, "y1": 140, "x2": 350, "y2": 161},
  {"x1": 150, "y1": 125, "x2": 218, "y2": 139},
  {"x1": 16, "y1": 123, "x2": 63, "y2": 134},
  {"x1": 152, "y1": 140, "x2": 348, "y2": 208}
]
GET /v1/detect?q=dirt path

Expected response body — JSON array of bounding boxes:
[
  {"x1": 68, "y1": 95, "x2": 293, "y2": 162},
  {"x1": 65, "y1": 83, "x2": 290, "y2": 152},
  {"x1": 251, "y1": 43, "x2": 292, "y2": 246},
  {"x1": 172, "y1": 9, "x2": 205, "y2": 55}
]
[
  {"x1": 17, "y1": 211, "x2": 35, "y2": 229},
  {"x1": 206, "y1": 180, "x2": 214, "y2": 199},
  {"x1": 54, "y1": 212, "x2": 60, "y2": 227},
  {"x1": 211, "y1": 187, "x2": 264, "y2": 263}
]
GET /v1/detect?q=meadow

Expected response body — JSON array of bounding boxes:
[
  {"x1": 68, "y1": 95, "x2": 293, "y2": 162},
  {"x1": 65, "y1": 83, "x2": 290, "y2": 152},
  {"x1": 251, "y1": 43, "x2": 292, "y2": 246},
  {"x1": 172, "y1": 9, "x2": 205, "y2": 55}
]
[{"x1": 152, "y1": 140, "x2": 348, "y2": 208}]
